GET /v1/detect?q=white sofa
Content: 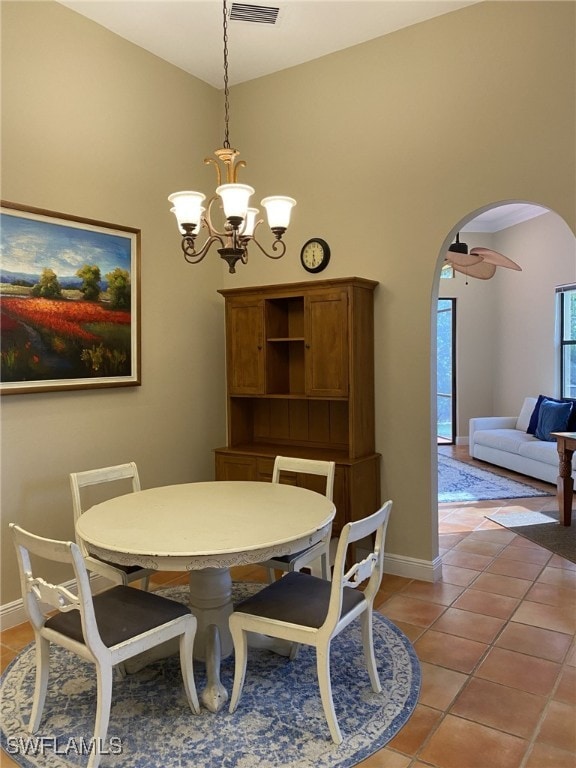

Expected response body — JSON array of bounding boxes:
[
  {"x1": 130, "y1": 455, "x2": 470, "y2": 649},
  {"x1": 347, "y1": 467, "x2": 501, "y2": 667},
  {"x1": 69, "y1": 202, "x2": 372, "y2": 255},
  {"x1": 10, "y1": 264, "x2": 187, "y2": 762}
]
[{"x1": 469, "y1": 396, "x2": 575, "y2": 485}]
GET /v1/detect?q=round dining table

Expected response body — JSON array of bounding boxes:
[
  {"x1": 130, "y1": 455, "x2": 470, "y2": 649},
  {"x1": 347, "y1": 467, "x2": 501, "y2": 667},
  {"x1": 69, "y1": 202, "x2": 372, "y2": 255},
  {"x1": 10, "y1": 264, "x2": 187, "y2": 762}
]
[{"x1": 75, "y1": 480, "x2": 335, "y2": 711}]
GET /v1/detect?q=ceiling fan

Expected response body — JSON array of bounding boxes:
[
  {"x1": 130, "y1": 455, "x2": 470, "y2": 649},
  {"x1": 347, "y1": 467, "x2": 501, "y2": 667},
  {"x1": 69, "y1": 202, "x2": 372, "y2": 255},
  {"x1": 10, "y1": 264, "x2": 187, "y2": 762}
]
[{"x1": 445, "y1": 233, "x2": 522, "y2": 280}]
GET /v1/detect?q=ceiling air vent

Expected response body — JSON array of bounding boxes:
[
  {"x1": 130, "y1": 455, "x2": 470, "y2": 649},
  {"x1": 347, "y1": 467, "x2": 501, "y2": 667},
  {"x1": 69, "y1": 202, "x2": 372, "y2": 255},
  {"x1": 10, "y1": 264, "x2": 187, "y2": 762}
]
[{"x1": 230, "y1": 3, "x2": 280, "y2": 24}]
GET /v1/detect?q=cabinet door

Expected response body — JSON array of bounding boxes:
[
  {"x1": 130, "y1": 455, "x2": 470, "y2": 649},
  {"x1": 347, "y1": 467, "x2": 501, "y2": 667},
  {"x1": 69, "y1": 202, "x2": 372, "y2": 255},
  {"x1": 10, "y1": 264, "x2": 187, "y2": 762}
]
[
  {"x1": 305, "y1": 290, "x2": 349, "y2": 397},
  {"x1": 226, "y1": 298, "x2": 265, "y2": 394},
  {"x1": 215, "y1": 453, "x2": 258, "y2": 481}
]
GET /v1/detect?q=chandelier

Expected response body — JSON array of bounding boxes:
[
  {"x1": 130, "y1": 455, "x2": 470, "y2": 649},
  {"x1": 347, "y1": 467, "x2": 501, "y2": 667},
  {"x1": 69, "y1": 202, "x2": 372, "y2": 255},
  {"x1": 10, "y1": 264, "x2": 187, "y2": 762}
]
[{"x1": 168, "y1": 0, "x2": 296, "y2": 274}]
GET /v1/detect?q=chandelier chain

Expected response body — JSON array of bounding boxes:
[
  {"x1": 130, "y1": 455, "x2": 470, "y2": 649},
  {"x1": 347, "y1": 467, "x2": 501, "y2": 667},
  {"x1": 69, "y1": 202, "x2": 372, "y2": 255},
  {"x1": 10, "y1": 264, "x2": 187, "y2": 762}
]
[{"x1": 222, "y1": 0, "x2": 230, "y2": 149}]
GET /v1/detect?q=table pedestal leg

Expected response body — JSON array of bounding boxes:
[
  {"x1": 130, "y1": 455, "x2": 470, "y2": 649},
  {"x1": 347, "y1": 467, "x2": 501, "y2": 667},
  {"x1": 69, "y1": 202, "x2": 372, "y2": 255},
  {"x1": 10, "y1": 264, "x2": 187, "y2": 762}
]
[
  {"x1": 200, "y1": 624, "x2": 228, "y2": 712},
  {"x1": 557, "y1": 446, "x2": 574, "y2": 526},
  {"x1": 188, "y1": 568, "x2": 233, "y2": 712}
]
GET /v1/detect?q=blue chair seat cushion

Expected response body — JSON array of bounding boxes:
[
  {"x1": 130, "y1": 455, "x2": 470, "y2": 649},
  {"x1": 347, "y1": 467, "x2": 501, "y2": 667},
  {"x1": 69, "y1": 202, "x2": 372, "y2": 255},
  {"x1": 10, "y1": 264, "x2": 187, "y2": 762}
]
[
  {"x1": 234, "y1": 571, "x2": 364, "y2": 628},
  {"x1": 45, "y1": 585, "x2": 191, "y2": 647}
]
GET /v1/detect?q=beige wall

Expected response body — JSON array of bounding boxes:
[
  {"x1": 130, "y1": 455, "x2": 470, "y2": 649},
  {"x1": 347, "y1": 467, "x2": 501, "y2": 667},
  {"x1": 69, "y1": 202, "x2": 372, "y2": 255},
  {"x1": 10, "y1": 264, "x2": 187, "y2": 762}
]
[
  {"x1": 1, "y1": 1, "x2": 575, "y2": 605},
  {"x1": 493, "y1": 213, "x2": 576, "y2": 414},
  {"x1": 223, "y1": 1, "x2": 575, "y2": 560},
  {"x1": 0, "y1": 1, "x2": 227, "y2": 601}
]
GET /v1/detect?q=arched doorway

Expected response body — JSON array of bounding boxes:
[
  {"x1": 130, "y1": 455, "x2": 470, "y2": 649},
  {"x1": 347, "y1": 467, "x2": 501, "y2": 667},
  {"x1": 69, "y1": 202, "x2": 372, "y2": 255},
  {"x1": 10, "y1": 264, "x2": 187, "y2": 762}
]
[{"x1": 432, "y1": 201, "x2": 576, "y2": 537}]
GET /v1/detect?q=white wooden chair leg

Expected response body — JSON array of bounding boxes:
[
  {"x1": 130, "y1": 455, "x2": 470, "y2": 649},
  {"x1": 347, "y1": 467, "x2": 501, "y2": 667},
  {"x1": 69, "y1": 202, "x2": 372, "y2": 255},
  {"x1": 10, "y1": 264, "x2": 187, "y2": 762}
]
[
  {"x1": 228, "y1": 622, "x2": 248, "y2": 713},
  {"x1": 316, "y1": 646, "x2": 342, "y2": 745},
  {"x1": 360, "y1": 611, "x2": 381, "y2": 692},
  {"x1": 289, "y1": 642, "x2": 300, "y2": 661},
  {"x1": 309, "y1": 548, "x2": 330, "y2": 580},
  {"x1": 179, "y1": 628, "x2": 200, "y2": 714},
  {"x1": 266, "y1": 568, "x2": 276, "y2": 584},
  {"x1": 29, "y1": 636, "x2": 50, "y2": 733},
  {"x1": 89, "y1": 664, "x2": 113, "y2": 768},
  {"x1": 320, "y1": 550, "x2": 330, "y2": 580},
  {"x1": 115, "y1": 663, "x2": 127, "y2": 680}
]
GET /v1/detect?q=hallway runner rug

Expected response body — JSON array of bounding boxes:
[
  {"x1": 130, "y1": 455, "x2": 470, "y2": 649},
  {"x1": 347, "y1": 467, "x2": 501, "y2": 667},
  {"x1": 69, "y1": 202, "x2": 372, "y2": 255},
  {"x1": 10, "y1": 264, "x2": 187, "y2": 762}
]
[
  {"x1": 0, "y1": 583, "x2": 420, "y2": 768},
  {"x1": 438, "y1": 454, "x2": 554, "y2": 503}
]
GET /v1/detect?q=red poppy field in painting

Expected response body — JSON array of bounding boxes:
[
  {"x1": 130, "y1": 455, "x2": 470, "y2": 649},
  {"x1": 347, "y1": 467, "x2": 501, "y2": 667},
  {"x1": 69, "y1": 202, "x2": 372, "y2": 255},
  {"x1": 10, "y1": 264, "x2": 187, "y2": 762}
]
[{"x1": 0, "y1": 296, "x2": 132, "y2": 383}]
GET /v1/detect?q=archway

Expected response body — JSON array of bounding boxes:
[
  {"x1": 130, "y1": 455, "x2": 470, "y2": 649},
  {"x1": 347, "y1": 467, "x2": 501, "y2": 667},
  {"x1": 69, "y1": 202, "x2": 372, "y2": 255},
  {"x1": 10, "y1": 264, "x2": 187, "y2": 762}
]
[{"x1": 431, "y1": 201, "x2": 576, "y2": 550}]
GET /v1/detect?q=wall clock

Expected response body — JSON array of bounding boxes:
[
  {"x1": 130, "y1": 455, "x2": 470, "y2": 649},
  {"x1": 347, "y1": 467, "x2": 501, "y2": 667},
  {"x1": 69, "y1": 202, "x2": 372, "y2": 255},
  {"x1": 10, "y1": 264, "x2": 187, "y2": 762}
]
[{"x1": 300, "y1": 238, "x2": 330, "y2": 273}]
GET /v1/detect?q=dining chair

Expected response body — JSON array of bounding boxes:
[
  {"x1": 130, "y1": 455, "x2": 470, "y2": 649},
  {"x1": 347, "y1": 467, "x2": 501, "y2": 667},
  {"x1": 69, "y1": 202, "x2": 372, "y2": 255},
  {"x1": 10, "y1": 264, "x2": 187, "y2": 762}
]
[
  {"x1": 10, "y1": 523, "x2": 200, "y2": 768},
  {"x1": 229, "y1": 499, "x2": 393, "y2": 744},
  {"x1": 70, "y1": 462, "x2": 153, "y2": 589},
  {"x1": 260, "y1": 456, "x2": 336, "y2": 582}
]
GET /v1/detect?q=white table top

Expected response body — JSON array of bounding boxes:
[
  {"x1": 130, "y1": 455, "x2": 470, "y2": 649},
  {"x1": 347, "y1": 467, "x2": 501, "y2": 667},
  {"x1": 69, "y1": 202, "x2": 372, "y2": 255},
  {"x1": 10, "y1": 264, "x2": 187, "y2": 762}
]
[{"x1": 76, "y1": 480, "x2": 335, "y2": 571}]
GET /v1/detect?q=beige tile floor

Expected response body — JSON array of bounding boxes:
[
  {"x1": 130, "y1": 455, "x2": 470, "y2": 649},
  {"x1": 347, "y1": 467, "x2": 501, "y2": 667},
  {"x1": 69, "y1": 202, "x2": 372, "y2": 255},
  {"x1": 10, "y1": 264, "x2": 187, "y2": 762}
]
[{"x1": 1, "y1": 446, "x2": 575, "y2": 768}]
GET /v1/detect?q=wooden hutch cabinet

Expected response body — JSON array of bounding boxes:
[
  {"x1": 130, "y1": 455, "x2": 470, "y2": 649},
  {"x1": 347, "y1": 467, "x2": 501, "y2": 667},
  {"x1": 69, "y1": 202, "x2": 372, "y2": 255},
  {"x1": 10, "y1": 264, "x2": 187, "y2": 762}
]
[{"x1": 214, "y1": 277, "x2": 380, "y2": 536}]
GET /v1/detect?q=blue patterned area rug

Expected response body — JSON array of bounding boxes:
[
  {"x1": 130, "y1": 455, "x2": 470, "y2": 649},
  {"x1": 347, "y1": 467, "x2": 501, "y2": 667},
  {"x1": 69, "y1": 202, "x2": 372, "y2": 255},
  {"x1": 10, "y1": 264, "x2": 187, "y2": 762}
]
[
  {"x1": 1, "y1": 584, "x2": 420, "y2": 768},
  {"x1": 438, "y1": 454, "x2": 554, "y2": 503}
]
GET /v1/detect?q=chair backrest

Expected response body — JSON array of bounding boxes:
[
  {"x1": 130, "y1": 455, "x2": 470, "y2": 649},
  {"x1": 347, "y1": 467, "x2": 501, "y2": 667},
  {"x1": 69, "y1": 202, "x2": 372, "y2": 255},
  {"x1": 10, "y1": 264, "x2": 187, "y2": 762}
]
[
  {"x1": 272, "y1": 456, "x2": 335, "y2": 501},
  {"x1": 10, "y1": 523, "x2": 106, "y2": 657},
  {"x1": 70, "y1": 462, "x2": 140, "y2": 552},
  {"x1": 321, "y1": 500, "x2": 392, "y2": 635}
]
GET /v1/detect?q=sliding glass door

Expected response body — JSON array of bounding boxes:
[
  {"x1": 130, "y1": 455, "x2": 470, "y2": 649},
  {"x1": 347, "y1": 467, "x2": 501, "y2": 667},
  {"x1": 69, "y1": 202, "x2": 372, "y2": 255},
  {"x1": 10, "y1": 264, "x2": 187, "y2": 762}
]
[{"x1": 437, "y1": 299, "x2": 456, "y2": 443}]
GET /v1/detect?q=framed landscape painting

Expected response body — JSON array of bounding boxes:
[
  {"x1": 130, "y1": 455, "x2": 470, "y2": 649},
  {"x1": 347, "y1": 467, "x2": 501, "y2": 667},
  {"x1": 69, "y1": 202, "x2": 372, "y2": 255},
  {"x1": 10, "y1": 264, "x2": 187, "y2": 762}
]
[{"x1": 0, "y1": 201, "x2": 141, "y2": 394}]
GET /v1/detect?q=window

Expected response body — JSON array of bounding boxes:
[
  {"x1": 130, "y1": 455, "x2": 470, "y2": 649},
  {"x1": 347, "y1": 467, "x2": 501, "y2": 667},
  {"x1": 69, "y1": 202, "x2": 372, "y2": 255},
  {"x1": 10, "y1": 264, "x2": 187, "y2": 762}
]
[
  {"x1": 557, "y1": 284, "x2": 576, "y2": 398},
  {"x1": 437, "y1": 298, "x2": 456, "y2": 443},
  {"x1": 440, "y1": 264, "x2": 454, "y2": 279}
]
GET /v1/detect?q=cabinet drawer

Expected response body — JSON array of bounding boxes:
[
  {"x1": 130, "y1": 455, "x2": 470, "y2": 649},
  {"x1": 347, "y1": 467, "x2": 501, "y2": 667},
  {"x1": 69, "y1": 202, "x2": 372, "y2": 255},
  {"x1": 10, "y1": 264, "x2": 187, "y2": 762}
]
[
  {"x1": 215, "y1": 454, "x2": 258, "y2": 481},
  {"x1": 256, "y1": 457, "x2": 274, "y2": 482}
]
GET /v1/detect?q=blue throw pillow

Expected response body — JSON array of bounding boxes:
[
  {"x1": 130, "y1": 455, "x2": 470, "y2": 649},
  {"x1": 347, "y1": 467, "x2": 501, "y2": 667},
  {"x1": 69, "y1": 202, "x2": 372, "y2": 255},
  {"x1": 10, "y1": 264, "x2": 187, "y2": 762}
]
[
  {"x1": 535, "y1": 399, "x2": 573, "y2": 441},
  {"x1": 528, "y1": 394, "x2": 576, "y2": 434}
]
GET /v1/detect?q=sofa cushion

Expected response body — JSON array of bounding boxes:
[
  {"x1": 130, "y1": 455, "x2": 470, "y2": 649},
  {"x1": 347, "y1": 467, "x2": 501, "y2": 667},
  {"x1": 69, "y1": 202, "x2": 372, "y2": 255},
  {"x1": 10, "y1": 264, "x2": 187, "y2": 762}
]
[
  {"x1": 516, "y1": 397, "x2": 538, "y2": 432},
  {"x1": 518, "y1": 439, "x2": 565, "y2": 467},
  {"x1": 535, "y1": 399, "x2": 573, "y2": 441},
  {"x1": 473, "y1": 428, "x2": 537, "y2": 453}
]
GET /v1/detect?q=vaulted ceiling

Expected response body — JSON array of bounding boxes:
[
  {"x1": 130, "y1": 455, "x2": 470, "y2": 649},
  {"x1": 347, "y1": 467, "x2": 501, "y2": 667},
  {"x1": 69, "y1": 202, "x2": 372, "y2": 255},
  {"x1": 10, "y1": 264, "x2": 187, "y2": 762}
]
[
  {"x1": 57, "y1": 1, "x2": 548, "y2": 231},
  {"x1": 58, "y1": 0, "x2": 479, "y2": 87}
]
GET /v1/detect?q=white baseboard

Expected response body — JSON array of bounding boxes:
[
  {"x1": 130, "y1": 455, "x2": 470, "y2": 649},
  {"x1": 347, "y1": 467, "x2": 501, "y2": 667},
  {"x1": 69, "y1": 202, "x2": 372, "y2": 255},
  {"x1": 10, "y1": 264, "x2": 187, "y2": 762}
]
[
  {"x1": 0, "y1": 574, "x2": 111, "y2": 631},
  {"x1": 0, "y1": 596, "x2": 28, "y2": 632},
  {"x1": 384, "y1": 553, "x2": 443, "y2": 583}
]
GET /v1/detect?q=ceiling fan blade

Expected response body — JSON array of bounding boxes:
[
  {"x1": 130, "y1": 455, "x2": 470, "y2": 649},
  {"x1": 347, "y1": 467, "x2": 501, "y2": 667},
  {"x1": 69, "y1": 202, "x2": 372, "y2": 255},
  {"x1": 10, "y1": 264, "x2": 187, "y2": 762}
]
[
  {"x1": 470, "y1": 247, "x2": 522, "y2": 271},
  {"x1": 446, "y1": 252, "x2": 483, "y2": 268},
  {"x1": 452, "y1": 261, "x2": 497, "y2": 280}
]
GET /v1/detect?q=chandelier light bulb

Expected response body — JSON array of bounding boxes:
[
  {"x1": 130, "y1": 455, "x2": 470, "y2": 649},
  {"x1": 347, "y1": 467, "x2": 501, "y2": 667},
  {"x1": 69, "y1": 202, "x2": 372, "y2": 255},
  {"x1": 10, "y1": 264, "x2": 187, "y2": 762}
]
[
  {"x1": 241, "y1": 207, "x2": 259, "y2": 238},
  {"x1": 216, "y1": 183, "x2": 254, "y2": 221},
  {"x1": 168, "y1": 191, "x2": 206, "y2": 230},
  {"x1": 261, "y1": 196, "x2": 297, "y2": 230}
]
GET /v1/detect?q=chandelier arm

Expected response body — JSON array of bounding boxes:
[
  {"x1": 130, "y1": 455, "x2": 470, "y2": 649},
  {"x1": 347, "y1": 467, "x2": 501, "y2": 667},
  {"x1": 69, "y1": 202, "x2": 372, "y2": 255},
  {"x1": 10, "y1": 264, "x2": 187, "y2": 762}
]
[
  {"x1": 182, "y1": 234, "x2": 224, "y2": 264},
  {"x1": 232, "y1": 160, "x2": 246, "y2": 183},
  {"x1": 249, "y1": 233, "x2": 287, "y2": 260},
  {"x1": 203, "y1": 196, "x2": 230, "y2": 238},
  {"x1": 205, "y1": 157, "x2": 223, "y2": 187}
]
